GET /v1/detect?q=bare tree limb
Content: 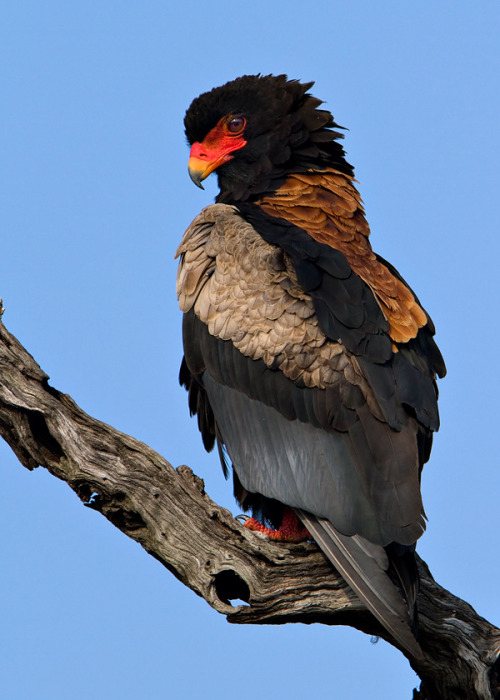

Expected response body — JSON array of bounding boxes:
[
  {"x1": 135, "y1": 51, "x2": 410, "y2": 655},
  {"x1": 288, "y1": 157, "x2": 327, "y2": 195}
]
[{"x1": 0, "y1": 304, "x2": 498, "y2": 700}]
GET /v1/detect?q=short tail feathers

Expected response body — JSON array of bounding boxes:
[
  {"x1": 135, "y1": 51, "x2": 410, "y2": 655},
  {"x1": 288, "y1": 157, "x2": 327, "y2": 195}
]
[
  {"x1": 296, "y1": 509, "x2": 424, "y2": 660},
  {"x1": 385, "y1": 541, "x2": 420, "y2": 631}
]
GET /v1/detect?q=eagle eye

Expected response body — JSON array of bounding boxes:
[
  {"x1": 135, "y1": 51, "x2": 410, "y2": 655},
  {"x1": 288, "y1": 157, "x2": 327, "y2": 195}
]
[{"x1": 226, "y1": 116, "x2": 246, "y2": 135}]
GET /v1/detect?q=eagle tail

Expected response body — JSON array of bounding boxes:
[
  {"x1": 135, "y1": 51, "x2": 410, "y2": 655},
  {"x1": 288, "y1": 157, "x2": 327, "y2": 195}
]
[{"x1": 296, "y1": 509, "x2": 424, "y2": 660}]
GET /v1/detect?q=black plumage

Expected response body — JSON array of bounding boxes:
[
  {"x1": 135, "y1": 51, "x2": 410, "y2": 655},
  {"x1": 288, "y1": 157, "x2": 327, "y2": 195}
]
[{"x1": 177, "y1": 74, "x2": 446, "y2": 658}]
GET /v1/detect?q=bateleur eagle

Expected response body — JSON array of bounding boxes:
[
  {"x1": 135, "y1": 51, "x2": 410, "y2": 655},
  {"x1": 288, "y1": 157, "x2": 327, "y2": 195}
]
[{"x1": 176, "y1": 74, "x2": 445, "y2": 659}]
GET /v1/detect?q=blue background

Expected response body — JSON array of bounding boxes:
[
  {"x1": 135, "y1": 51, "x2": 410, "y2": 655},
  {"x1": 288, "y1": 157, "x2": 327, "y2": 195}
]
[{"x1": 1, "y1": 3, "x2": 499, "y2": 698}]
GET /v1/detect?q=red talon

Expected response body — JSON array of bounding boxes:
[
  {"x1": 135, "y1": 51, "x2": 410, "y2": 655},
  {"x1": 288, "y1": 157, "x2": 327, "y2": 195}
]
[{"x1": 244, "y1": 508, "x2": 310, "y2": 543}]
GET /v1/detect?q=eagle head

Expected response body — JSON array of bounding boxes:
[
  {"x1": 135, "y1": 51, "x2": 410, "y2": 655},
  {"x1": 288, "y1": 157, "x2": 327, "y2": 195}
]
[{"x1": 184, "y1": 74, "x2": 353, "y2": 202}]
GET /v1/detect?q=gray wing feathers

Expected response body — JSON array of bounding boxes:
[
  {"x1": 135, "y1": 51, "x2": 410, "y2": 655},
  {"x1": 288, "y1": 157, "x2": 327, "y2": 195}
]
[{"x1": 203, "y1": 374, "x2": 425, "y2": 547}]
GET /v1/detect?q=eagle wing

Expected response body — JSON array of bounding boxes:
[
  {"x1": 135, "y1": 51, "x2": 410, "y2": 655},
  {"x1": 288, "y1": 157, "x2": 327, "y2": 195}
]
[{"x1": 176, "y1": 202, "x2": 442, "y2": 657}]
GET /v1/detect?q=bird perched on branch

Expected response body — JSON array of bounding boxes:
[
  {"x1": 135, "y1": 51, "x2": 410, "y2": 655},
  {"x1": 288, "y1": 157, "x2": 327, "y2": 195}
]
[{"x1": 176, "y1": 74, "x2": 445, "y2": 659}]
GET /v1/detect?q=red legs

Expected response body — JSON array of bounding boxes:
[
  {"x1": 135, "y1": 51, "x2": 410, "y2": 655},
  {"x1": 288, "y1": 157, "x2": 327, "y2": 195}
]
[{"x1": 243, "y1": 507, "x2": 310, "y2": 543}]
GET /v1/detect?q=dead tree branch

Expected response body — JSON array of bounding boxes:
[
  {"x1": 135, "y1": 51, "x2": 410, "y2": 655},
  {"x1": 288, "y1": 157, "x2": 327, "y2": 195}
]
[{"x1": 0, "y1": 305, "x2": 498, "y2": 700}]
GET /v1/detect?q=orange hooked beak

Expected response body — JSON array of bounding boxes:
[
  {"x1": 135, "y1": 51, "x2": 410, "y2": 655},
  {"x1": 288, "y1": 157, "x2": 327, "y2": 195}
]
[
  {"x1": 188, "y1": 147, "x2": 229, "y2": 189},
  {"x1": 187, "y1": 120, "x2": 247, "y2": 189}
]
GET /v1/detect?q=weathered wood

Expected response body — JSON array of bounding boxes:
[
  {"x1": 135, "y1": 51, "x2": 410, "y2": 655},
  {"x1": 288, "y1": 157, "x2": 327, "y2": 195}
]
[{"x1": 0, "y1": 304, "x2": 498, "y2": 699}]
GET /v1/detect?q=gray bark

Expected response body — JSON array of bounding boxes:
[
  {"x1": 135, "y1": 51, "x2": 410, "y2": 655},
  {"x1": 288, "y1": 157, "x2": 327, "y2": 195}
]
[{"x1": 0, "y1": 304, "x2": 498, "y2": 699}]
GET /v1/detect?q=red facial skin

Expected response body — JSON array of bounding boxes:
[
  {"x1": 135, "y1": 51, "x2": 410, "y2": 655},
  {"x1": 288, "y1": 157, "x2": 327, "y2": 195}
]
[{"x1": 188, "y1": 115, "x2": 247, "y2": 187}]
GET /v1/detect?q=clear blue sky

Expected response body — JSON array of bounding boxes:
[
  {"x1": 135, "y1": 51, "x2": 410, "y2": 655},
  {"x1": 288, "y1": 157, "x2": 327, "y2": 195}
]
[{"x1": 1, "y1": 3, "x2": 499, "y2": 698}]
